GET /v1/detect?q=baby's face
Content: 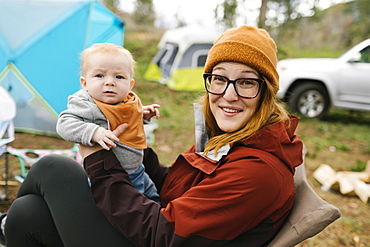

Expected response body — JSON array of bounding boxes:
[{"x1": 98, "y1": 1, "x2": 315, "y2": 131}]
[{"x1": 80, "y1": 52, "x2": 134, "y2": 104}]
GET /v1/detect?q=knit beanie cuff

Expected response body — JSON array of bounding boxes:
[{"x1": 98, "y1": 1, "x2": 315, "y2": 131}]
[{"x1": 204, "y1": 26, "x2": 279, "y2": 94}]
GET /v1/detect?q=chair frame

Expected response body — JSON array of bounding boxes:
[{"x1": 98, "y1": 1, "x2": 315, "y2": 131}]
[{"x1": 6, "y1": 144, "x2": 81, "y2": 183}]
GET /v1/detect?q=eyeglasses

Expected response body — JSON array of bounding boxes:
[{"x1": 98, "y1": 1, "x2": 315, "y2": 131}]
[{"x1": 203, "y1": 73, "x2": 264, "y2": 99}]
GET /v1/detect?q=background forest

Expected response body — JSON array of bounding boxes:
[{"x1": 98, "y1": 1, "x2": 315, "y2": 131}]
[{"x1": 106, "y1": 0, "x2": 370, "y2": 52}]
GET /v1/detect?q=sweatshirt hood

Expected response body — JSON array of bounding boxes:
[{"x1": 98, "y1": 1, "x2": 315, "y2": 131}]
[{"x1": 239, "y1": 115, "x2": 303, "y2": 173}]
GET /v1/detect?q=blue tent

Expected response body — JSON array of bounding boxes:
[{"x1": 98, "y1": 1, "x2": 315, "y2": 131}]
[{"x1": 0, "y1": 0, "x2": 124, "y2": 135}]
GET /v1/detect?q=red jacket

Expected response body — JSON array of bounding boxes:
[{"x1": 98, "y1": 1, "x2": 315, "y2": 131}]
[{"x1": 83, "y1": 115, "x2": 303, "y2": 247}]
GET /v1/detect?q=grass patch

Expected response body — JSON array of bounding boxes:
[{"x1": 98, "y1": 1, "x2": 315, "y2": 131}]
[
  {"x1": 297, "y1": 109, "x2": 370, "y2": 173},
  {"x1": 349, "y1": 160, "x2": 368, "y2": 172}
]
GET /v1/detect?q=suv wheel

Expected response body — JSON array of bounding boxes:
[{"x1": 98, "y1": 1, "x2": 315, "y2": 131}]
[{"x1": 289, "y1": 82, "x2": 329, "y2": 119}]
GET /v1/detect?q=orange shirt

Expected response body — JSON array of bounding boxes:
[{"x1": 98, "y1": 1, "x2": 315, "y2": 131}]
[{"x1": 93, "y1": 92, "x2": 146, "y2": 149}]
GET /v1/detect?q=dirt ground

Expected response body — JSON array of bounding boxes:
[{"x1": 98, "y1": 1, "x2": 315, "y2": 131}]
[{"x1": 1, "y1": 131, "x2": 369, "y2": 246}]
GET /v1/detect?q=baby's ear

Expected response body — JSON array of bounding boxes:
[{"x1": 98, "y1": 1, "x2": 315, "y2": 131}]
[
  {"x1": 130, "y1": 79, "x2": 135, "y2": 89},
  {"x1": 80, "y1": 76, "x2": 87, "y2": 89}
]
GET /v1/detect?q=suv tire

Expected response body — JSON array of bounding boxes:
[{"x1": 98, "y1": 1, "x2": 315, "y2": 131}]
[{"x1": 289, "y1": 82, "x2": 330, "y2": 119}]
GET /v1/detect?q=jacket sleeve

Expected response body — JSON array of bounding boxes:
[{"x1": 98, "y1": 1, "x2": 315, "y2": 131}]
[
  {"x1": 57, "y1": 94, "x2": 99, "y2": 146},
  {"x1": 142, "y1": 147, "x2": 170, "y2": 192},
  {"x1": 83, "y1": 149, "x2": 186, "y2": 247}
]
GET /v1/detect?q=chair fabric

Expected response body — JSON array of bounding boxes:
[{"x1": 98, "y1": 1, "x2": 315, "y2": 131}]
[{"x1": 267, "y1": 162, "x2": 341, "y2": 246}]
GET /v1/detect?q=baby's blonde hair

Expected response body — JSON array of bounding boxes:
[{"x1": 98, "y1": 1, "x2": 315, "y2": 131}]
[{"x1": 80, "y1": 43, "x2": 136, "y2": 78}]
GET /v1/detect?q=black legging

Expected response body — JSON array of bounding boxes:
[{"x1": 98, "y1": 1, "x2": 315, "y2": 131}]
[{"x1": 5, "y1": 154, "x2": 135, "y2": 247}]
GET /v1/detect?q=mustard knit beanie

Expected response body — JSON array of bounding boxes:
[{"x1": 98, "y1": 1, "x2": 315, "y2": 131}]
[{"x1": 204, "y1": 25, "x2": 279, "y2": 94}]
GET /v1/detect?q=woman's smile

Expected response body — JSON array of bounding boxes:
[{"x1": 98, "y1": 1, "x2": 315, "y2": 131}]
[{"x1": 220, "y1": 106, "x2": 242, "y2": 114}]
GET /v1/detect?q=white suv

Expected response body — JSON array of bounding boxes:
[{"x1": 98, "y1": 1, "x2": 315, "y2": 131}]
[{"x1": 277, "y1": 39, "x2": 370, "y2": 118}]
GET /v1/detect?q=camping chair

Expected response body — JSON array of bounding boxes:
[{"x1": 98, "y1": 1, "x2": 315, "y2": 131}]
[
  {"x1": 7, "y1": 144, "x2": 81, "y2": 183},
  {"x1": 267, "y1": 149, "x2": 341, "y2": 246}
]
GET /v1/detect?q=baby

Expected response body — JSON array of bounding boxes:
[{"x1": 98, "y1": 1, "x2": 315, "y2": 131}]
[{"x1": 57, "y1": 43, "x2": 160, "y2": 202}]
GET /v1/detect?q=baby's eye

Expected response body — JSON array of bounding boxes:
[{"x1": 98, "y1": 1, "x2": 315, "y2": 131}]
[
  {"x1": 116, "y1": 75, "x2": 124, "y2": 79},
  {"x1": 95, "y1": 74, "x2": 104, "y2": 78}
]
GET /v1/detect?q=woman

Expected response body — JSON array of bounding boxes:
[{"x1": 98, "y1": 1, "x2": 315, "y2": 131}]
[{"x1": 1, "y1": 26, "x2": 303, "y2": 246}]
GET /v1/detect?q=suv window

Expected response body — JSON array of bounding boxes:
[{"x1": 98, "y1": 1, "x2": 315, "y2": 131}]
[{"x1": 359, "y1": 46, "x2": 370, "y2": 63}]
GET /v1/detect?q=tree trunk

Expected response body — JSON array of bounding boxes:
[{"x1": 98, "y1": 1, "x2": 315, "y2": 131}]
[{"x1": 258, "y1": 0, "x2": 268, "y2": 29}]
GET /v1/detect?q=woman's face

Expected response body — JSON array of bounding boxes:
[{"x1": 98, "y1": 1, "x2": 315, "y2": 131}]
[{"x1": 209, "y1": 62, "x2": 262, "y2": 133}]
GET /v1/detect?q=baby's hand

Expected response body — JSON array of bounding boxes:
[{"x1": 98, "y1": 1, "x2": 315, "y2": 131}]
[
  {"x1": 143, "y1": 104, "x2": 160, "y2": 121},
  {"x1": 91, "y1": 127, "x2": 119, "y2": 150}
]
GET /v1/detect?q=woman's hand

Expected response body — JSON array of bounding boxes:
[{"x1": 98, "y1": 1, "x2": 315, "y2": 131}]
[{"x1": 79, "y1": 123, "x2": 129, "y2": 159}]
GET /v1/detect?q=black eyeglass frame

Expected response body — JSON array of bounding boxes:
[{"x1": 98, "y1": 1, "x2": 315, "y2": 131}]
[{"x1": 203, "y1": 73, "x2": 264, "y2": 99}]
